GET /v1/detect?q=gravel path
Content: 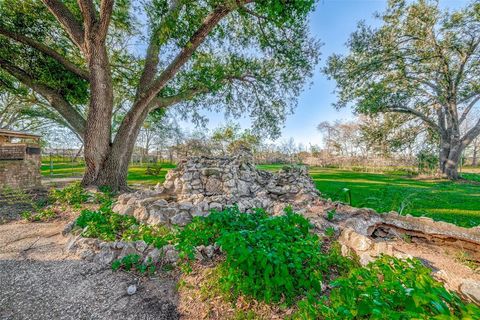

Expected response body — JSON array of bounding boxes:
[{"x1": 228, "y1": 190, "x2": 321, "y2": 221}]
[{"x1": 0, "y1": 221, "x2": 179, "y2": 320}]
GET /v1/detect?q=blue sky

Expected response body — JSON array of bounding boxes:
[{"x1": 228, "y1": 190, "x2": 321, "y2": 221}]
[{"x1": 180, "y1": 0, "x2": 469, "y2": 147}]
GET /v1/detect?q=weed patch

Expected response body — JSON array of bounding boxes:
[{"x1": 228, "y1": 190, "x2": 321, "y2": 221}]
[
  {"x1": 49, "y1": 182, "x2": 89, "y2": 205},
  {"x1": 111, "y1": 254, "x2": 156, "y2": 275}
]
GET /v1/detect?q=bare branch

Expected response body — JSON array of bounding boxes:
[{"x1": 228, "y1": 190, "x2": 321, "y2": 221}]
[
  {"x1": 42, "y1": 0, "x2": 85, "y2": 49},
  {"x1": 0, "y1": 27, "x2": 89, "y2": 80}
]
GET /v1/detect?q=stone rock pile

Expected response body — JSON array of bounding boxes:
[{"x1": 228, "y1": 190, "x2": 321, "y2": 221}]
[
  {"x1": 113, "y1": 153, "x2": 319, "y2": 226},
  {"x1": 66, "y1": 236, "x2": 220, "y2": 267}
]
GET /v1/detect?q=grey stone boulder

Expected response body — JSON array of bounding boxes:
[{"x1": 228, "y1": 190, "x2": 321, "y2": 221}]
[
  {"x1": 94, "y1": 247, "x2": 116, "y2": 265},
  {"x1": 170, "y1": 212, "x2": 192, "y2": 226}
]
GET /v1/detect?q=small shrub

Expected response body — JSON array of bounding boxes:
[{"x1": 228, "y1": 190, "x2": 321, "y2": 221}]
[
  {"x1": 122, "y1": 224, "x2": 174, "y2": 249},
  {"x1": 33, "y1": 208, "x2": 57, "y2": 221},
  {"x1": 176, "y1": 207, "x2": 269, "y2": 260},
  {"x1": 76, "y1": 208, "x2": 137, "y2": 241},
  {"x1": 417, "y1": 150, "x2": 439, "y2": 174},
  {"x1": 49, "y1": 182, "x2": 89, "y2": 205},
  {"x1": 20, "y1": 211, "x2": 33, "y2": 221},
  {"x1": 145, "y1": 165, "x2": 162, "y2": 176},
  {"x1": 294, "y1": 256, "x2": 480, "y2": 319}
]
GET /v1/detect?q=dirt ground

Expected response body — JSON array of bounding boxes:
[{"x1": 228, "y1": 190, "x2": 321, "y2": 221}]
[{"x1": 0, "y1": 221, "x2": 179, "y2": 320}]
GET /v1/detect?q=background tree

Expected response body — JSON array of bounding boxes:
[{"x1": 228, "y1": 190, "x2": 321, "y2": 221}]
[
  {"x1": 211, "y1": 123, "x2": 260, "y2": 155},
  {"x1": 359, "y1": 114, "x2": 435, "y2": 159},
  {"x1": 325, "y1": 0, "x2": 480, "y2": 179},
  {"x1": 0, "y1": 0, "x2": 319, "y2": 190},
  {"x1": 317, "y1": 120, "x2": 364, "y2": 157}
]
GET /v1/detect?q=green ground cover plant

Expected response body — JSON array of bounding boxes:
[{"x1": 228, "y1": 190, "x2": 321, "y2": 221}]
[
  {"x1": 49, "y1": 182, "x2": 89, "y2": 205},
  {"x1": 71, "y1": 198, "x2": 479, "y2": 318},
  {"x1": 177, "y1": 207, "x2": 479, "y2": 318},
  {"x1": 75, "y1": 199, "x2": 174, "y2": 246},
  {"x1": 177, "y1": 207, "x2": 355, "y2": 304},
  {"x1": 294, "y1": 256, "x2": 480, "y2": 319}
]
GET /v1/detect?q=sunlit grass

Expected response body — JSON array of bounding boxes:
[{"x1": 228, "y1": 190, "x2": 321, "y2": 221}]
[
  {"x1": 259, "y1": 165, "x2": 480, "y2": 228},
  {"x1": 41, "y1": 161, "x2": 176, "y2": 185}
]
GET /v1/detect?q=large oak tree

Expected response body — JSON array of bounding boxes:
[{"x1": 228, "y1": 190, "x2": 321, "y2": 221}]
[
  {"x1": 325, "y1": 0, "x2": 480, "y2": 179},
  {"x1": 0, "y1": 0, "x2": 319, "y2": 190}
]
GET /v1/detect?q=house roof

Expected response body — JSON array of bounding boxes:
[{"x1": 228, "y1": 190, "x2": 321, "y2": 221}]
[{"x1": 0, "y1": 129, "x2": 41, "y2": 139}]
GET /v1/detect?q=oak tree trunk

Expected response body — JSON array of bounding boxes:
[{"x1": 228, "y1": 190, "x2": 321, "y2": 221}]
[
  {"x1": 439, "y1": 135, "x2": 463, "y2": 180},
  {"x1": 82, "y1": 106, "x2": 150, "y2": 191},
  {"x1": 82, "y1": 42, "x2": 114, "y2": 186}
]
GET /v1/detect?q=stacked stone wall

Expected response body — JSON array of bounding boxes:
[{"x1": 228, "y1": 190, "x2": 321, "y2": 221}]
[{"x1": 113, "y1": 154, "x2": 320, "y2": 226}]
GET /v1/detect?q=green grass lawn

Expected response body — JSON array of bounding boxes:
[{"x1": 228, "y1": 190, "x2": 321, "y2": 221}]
[
  {"x1": 42, "y1": 161, "x2": 480, "y2": 228},
  {"x1": 41, "y1": 161, "x2": 176, "y2": 185},
  {"x1": 259, "y1": 165, "x2": 480, "y2": 228}
]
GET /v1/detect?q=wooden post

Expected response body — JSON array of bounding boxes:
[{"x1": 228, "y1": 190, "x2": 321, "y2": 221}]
[{"x1": 50, "y1": 152, "x2": 53, "y2": 177}]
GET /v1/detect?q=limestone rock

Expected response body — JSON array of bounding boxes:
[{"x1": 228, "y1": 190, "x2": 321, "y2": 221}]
[
  {"x1": 127, "y1": 284, "x2": 137, "y2": 295},
  {"x1": 133, "y1": 207, "x2": 149, "y2": 221},
  {"x1": 94, "y1": 247, "x2": 116, "y2": 265},
  {"x1": 170, "y1": 212, "x2": 192, "y2": 226},
  {"x1": 118, "y1": 243, "x2": 137, "y2": 259},
  {"x1": 162, "y1": 245, "x2": 179, "y2": 264},
  {"x1": 460, "y1": 280, "x2": 480, "y2": 304}
]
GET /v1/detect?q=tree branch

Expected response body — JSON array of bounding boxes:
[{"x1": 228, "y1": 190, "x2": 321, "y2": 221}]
[
  {"x1": 462, "y1": 118, "x2": 480, "y2": 147},
  {"x1": 454, "y1": 38, "x2": 480, "y2": 91},
  {"x1": 42, "y1": 0, "x2": 85, "y2": 49},
  {"x1": 0, "y1": 58, "x2": 86, "y2": 137},
  {"x1": 385, "y1": 106, "x2": 440, "y2": 131},
  {"x1": 150, "y1": 86, "x2": 210, "y2": 111},
  {"x1": 77, "y1": 0, "x2": 96, "y2": 33},
  {"x1": 98, "y1": 0, "x2": 114, "y2": 40},
  {"x1": 459, "y1": 95, "x2": 480, "y2": 125},
  {"x1": 136, "y1": 2, "x2": 248, "y2": 109},
  {"x1": 137, "y1": 0, "x2": 183, "y2": 95},
  {"x1": 0, "y1": 27, "x2": 89, "y2": 80}
]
